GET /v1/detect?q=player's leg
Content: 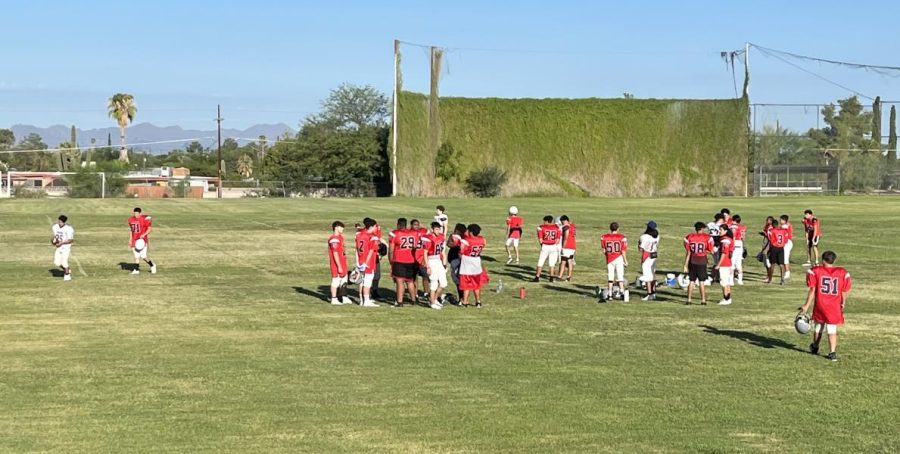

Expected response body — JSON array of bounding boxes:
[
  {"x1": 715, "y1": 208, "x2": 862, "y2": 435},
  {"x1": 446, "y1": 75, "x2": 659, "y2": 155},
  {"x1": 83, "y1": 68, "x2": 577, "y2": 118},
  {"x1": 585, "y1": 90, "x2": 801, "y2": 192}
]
[
  {"x1": 810, "y1": 323, "x2": 824, "y2": 354},
  {"x1": 406, "y1": 278, "x2": 418, "y2": 306},
  {"x1": 339, "y1": 276, "x2": 353, "y2": 304},
  {"x1": 606, "y1": 261, "x2": 615, "y2": 297},
  {"x1": 567, "y1": 252, "x2": 575, "y2": 280},
  {"x1": 534, "y1": 246, "x2": 548, "y2": 281},
  {"x1": 548, "y1": 249, "x2": 559, "y2": 282},
  {"x1": 330, "y1": 276, "x2": 341, "y2": 304},
  {"x1": 812, "y1": 237, "x2": 820, "y2": 265},
  {"x1": 826, "y1": 325, "x2": 839, "y2": 360},
  {"x1": 61, "y1": 249, "x2": 71, "y2": 281},
  {"x1": 614, "y1": 258, "x2": 625, "y2": 296},
  {"x1": 505, "y1": 238, "x2": 513, "y2": 263},
  {"x1": 450, "y1": 258, "x2": 462, "y2": 301},
  {"x1": 513, "y1": 240, "x2": 520, "y2": 263},
  {"x1": 371, "y1": 256, "x2": 382, "y2": 299},
  {"x1": 699, "y1": 281, "x2": 707, "y2": 305},
  {"x1": 474, "y1": 288, "x2": 482, "y2": 307},
  {"x1": 361, "y1": 273, "x2": 378, "y2": 307},
  {"x1": 686, "y1": 281, "x2": 694, "y2": 305},
  {"x1": 784, "y1": 240, "x2": 792, "y2": 278}
]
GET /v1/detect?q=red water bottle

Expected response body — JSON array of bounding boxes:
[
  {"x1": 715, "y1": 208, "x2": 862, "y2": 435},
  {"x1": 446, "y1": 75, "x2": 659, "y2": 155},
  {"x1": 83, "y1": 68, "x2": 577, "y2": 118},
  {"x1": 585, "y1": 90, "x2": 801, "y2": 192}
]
[{"x1": 519, "y1": 287, "x2": 526, "y2": 299}]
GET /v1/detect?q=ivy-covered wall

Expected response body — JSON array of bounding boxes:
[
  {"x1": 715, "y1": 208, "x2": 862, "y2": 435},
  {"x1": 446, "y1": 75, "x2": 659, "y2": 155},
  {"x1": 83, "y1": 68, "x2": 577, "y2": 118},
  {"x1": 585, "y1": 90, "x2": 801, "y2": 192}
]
[{"x1": 394, "y1": 92, "x2": 749, "y2": 197}]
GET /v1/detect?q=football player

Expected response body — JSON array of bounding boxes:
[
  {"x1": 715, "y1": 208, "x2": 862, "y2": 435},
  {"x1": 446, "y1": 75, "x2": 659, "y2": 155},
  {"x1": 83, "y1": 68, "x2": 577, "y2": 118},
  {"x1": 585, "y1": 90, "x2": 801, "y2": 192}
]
[
  {"x1": 780, "y1": 214, "x2": 795, "y2": 279},
  {"x1": 411, "y1": 219, "x2": 430, "y2": 299},
  {"x1": 639, "y1": 221, "x2": 659, "y2": 301},
  {"x1": 600, "y1": 222, "x2": 628, "y2": 301},
  {"x1": 764, "y1": 218, "x2": 791, "y2": 285},
  {"x1": 683, "y1": 222, "x2": 714, "y2": 305},
  {"x1": 557, "y1": 215, "x2": 577, "y2": 282},
  {"x1": 534, "y1": 215, "x2": 561, "y2": 282},
  {"x1": 798, "y1": 251, "x2": 851, "y2": 361},
  {"x1": 505, "y1": 207, "x2": 523, "y2": 264},
  {"x1": 802, "y1": 209, "x2": 821, "y2": 265},
  {"x1": 447, "y1": 223, "x2": 467, "y2": 303},
  {"x1": 433, "y1": 205, "x2": 449, "y2": 234},
  {"x1": 420, "y1": 222, "x2": 448, "y2": 310},
  {"x1": 51, "y1": 215, "x2": 74, "y2": 281},
  {"x1": 456, "y1": 224, "x2": 486, "y2": 308},
  {"x1": 389, "y1": 218, "x2": 420, "y2": 307},
  {"x1": 355, "y1": 218, "x2": 381, "y2": 307},
  {"x1": 127, "y1": 207, "x2": 156, "y2": 275},
  {"x1": 715, "y1": 229, "x2": 735, "y2": 305},
  {"x1": 729, "y1": 214, "x2": 748, "y2": 285},
  {"x1": 327, "y1": 221, "x2": 353, "y2": 305}
]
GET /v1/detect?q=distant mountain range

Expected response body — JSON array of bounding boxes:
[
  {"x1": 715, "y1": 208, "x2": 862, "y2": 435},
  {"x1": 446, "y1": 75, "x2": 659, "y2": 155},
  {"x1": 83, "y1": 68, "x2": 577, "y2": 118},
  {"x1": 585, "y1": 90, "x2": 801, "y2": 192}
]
[{"x1": 9, "y1": 123, "x2": 295, "y2": 152}]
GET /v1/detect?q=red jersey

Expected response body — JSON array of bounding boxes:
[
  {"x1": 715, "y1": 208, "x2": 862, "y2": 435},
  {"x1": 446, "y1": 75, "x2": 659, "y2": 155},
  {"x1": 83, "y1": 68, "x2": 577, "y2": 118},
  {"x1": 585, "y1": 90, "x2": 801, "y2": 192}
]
[
  {"x1": 717, "y1": 237, "x2": 734, "y2": 267},
  {"x1": 128, "y1": 215, "x2": 152, "y2": 247},
  {"x1": 562, "y1": 224, "x2": 576, "y2": 250},
  {"x1": 767, "y1": 226, "x2": 791, "y2": 248},
  {"x1": 355, "y1": 230, "x2": 380, "y2": 271},
  {"x1": 413, "y1": 227, "x2": 428, "y2": 262},
  {"x1": 537, "y1": 224, "x2": 561, "y2": 245},
  {"x1": 600, "y1": 232, "x2": 627, "y2": 263},
  {"x1": 684, "y1": 232, "x2": 714, "y2": 263},
  {"x1": 420, "y1": 233, "x2": 446, "y2": 259},
  {"x1": 782, "y1": 222, "x2": 794, "y2": 239},
  {"x1": 457, "y1": 234, "x2": 486, "y2": 276},
  {"x1": 802, "y1": 217, "x2": 821, "y2": 238},
  {"x1": 327, "y1": 234, "x2": 348, "y2": 277},
  {"x1": 806, "y1": 265, "x2": 851, "y2": 324},
  {"x1": 389, "y1": 228, "x2": 418, "y2": 264},
  {"x1": 729, "y1": 223, "x2": 747, "y2": 242},
  {"x1": 506, "y1": 215, "x2": 524, "y2": 239}
]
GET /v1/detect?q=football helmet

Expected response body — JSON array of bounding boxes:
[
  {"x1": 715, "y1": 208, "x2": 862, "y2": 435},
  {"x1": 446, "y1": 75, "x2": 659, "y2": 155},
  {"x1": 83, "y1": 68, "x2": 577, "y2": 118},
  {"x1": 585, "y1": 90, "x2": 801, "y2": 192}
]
[{"x1": 795, "y1": 313, "x2": 812, "y2": 334}]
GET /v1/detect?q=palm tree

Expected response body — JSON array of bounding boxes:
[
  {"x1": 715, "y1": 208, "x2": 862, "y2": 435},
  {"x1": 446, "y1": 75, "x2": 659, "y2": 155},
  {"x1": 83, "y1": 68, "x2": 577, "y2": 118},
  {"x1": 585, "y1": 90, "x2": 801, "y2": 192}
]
[
  {"x1": 237, "y1": 154, "x2": 253, "y2": 179},
  {"x1": 107, "y1": 93, "x2": 137, "y2": 162}
]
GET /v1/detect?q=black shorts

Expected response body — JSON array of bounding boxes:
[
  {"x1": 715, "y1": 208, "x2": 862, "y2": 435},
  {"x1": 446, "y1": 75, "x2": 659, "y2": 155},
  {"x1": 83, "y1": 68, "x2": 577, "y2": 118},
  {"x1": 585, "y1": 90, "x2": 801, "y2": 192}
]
[
  {"x1": 768, "y1": 247, "x2": 785, "y2": 265},
  {"x1": 418, "y1": 264, "x2": 429, "y2": 278},
  {"x1": 688, "y1": 263, "x2": 708, "y2": 282},
  {"x1": 807, "y1": 235, "x2": 820, "y2": 247},
  {"x1": 392, "y1": 262, "x2": 417, "y2": 280}
]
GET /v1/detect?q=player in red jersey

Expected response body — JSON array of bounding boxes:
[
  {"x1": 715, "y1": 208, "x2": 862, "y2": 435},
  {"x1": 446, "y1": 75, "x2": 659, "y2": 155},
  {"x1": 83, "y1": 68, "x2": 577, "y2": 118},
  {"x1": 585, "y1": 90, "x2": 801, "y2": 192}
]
[
  {"x1": 420, "y1": 221, "x2": 447, "y2": 310},
  {"x1": 355, "y1": 218, "x2": 381, "y2": 307},
  {"x1": 505, "y1": 207, "x2": 523, "y2": 264},
  {"x1": 455, "y1": 224, "x2": 487, "y2": 308},
  {"x1": 802, "y1": 209, "x2": 822, "y2": 265},
  {"x1": 534, "y1": 215, "x2": 561, "y2": 282},
  {"x1": 411, "y1": 219, "x2": 430, "y2": 299},
  {"x1": 327, "y1": 221, "x2": 353, "y2": 305},
  {"x1": 683, "y1": 222, "x2": 715, "y2": 305},
  {"x1": 715, "y1": 229, "x2": 735, "y2": 306},
  {"x1": 557, "y1": 215, "x2": 577, "y2": 281},
  {"x1": 600, "y1": 222, "x2": 628, "y2": 301},
  {"x1": 729, "y1": 214, "x2": 748, "y2": 285},
  {"x1": 799, "y1": 251, "x2": 851, "y2": 361},
  {"x1": 127, "y1": 207, "x2": 156, "y2": 275},
  {"x1": 389, "y1": 218, "x2": 420, "y2": 307},
  {"x1": 764, "y1": 219, "x2": 791, "y2": 285},
  {"x1": 780, "y1": 214, "x2": 795, "y2": 279}
]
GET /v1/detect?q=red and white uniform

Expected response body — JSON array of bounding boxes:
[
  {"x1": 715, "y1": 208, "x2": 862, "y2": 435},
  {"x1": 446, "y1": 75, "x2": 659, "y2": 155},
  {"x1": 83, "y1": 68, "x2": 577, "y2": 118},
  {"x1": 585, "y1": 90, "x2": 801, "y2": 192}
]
[
  {"x1": 561, "y1": 223, "x2": 577, "y2": 258},
  {"x1": 802, "y1": 216, "x2": 821, "y2": 244},
  {"x1": 456, "y1": 234, "x2": 486, "y2": 291},
  {"x1": 421, "y1": 233, "x2": 447, "y2": 290},
  {"x1": 717, "y1": 236, "x2": 735, "y2": 286},
  {"x1": 414, "y1": 227, "x2": 428, "y2": 266},
  {"x1": 389, "y1": 228, "x2": 418, "y2": 264},
  {"x1": 537, "y1": 223, "x2": 561, "y2": 267},
  {"x1": 638, "y1": 232, "x2": 659, "y2": 282},
  {"x1": 729, "y1": 223, "x2": 748, "y2": 272},
  {"x1": 600, "y1": 232, "x2": 628, "y2": 282},
  {"x1": 328, "y1": 234, "x2": 348, "y2": 278},
  {"x1": 355, "y1": 230, "x2": 380, "y2": 274},
  {"x1": 782, "y1": 222, "x2": 795, "y2": 261},
  {"x1": 506, "y1": 215, "x2": 524, "y2": 247},
  {"x1": 128, "y1": 214, "x2": 152, "y2": 259},
  {"x1": 767, "y1": 226, "x2": 791, "y2": 249},
  {"x1": 684, "y1": 232, "x2": 715, "y2": 262},
  {"x1": 806, "y1": 265, "x2": 851, "y2": 325}
]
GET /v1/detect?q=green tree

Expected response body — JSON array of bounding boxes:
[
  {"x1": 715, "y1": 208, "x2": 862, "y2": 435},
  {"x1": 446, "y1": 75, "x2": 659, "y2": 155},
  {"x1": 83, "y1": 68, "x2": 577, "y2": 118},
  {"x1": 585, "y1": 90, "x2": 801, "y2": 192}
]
[
  {"x1": 435, "y1": 142, "x2": 460, "y2": 181},
  {"x1": 754, "y1": 124, "x2": 816, "y2": 165},
  {"x1": 873, "y1": 96, "x2": 882, "y2": 149},
  {"x1": 465, "y1": 166, "x2": 508, "y2": 198},
  {"x1": 185, "y1": 141, "x2": 205, "y2": 155},
  {"x1": 0, "y1": 129, "x2": 14, "y2": 150},
  {"x1": 889, "y1": 105, "x2": 897, "y2": 165},
  {"x1": 107, "y1": 93, "x2": 137, "y2": 162},
  {"x1": 319, "y1": 83, "x2": 389, "y2": 129},
  {"x1": 237, "y1": 154, "x2": 253, "y2": 178}
]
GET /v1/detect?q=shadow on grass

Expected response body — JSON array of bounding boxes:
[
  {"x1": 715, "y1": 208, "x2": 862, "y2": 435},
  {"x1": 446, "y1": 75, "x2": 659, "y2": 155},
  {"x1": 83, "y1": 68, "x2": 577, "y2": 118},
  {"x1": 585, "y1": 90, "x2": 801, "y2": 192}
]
[
  {"x1": 117, "y1": 262, "x2": 137, "y2": 272},
  {"x1": 48, "y1": 268, "x2": 64, "y2": 278},
  {"x1": 544, "y1": 284, "x2": 593, "y2": 298},
  {"x1": 293, "y1": 286, "x2": 330, "y2": 302},
  {"x1": 699, "y1": 325, "x2": 806, "y2": 353}
]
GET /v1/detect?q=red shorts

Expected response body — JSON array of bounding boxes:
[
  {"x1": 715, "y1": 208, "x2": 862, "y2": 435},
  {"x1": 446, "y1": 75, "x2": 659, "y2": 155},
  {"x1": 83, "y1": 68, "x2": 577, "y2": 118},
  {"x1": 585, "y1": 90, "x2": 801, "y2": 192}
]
[
  {"x1": 459, "y1": 274, "x2": 483, "y2": 291},
  {"x1": 812, "y1": 301, "x2": 844, "y2": 325}
]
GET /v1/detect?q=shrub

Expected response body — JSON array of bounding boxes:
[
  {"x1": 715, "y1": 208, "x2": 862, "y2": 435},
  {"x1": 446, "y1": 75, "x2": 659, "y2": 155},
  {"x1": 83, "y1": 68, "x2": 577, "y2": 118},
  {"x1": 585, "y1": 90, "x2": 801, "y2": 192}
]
[
  {"x1": 465, "y1": 166, "x2": 508, "y2": 198},
  {"x1": 435, "y1": 142, "x2": 460, "y2": 181},
  {"x1": 14, "y1": 185, "x2": 47, "y2": 198}
]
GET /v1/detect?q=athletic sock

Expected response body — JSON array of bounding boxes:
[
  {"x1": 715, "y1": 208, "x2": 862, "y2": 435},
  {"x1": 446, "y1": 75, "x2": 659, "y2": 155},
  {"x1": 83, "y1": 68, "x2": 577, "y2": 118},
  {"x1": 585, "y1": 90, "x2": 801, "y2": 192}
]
[{"x1": 147, "y1": 260, "x2": 155, "y2": 267}]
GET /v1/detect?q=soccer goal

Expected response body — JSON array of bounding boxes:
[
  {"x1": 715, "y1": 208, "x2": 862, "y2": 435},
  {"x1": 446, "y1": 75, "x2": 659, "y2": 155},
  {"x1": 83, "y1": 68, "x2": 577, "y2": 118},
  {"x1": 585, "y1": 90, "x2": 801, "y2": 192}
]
[{"x1": 752, "y1": 164, "x2": 840, "y2": 196}]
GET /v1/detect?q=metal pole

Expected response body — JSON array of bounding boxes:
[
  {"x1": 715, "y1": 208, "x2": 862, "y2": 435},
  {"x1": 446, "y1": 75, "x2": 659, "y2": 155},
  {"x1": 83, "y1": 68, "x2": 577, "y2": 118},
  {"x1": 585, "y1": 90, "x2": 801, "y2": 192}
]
[
  {"x1": 391, "y1": 39, "x2": 400, "y2": 197},
  {"x1": 216, "y1": 105, "x2": 223, "y2": 199},
  {"x1": 101, "y1": 172, "x2": 106, "y2": 199}
]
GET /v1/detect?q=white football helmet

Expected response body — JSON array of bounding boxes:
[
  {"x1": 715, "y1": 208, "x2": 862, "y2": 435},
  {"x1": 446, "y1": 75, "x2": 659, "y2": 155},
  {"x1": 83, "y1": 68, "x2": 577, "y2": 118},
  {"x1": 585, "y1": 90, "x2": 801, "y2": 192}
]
[
  {"x1": 134, "y1": 238, "x2": 146, "y2": 252},
  {"x1": 349, "y1": 269, "x2": 363, "y2": 285},
  {"x1": 795, "y1": 314, "x2": 812, "y2": 334},
  {"x1": 677, "y1": 274, "x2": 691, "y2": 289},
  {"x1": 508, "y1": 206, "x2": 519, "y2": 215}
]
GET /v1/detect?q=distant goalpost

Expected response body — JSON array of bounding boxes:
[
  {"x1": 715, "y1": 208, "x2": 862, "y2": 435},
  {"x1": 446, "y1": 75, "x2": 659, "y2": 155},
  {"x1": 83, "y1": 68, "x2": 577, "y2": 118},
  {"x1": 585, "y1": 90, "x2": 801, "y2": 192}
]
[
  {"x1": 752, "y1": 164, "x2": 840, "y2": 196},
  {"x1": 1, "y1": 171, "x2": 108, "y2": 198}
]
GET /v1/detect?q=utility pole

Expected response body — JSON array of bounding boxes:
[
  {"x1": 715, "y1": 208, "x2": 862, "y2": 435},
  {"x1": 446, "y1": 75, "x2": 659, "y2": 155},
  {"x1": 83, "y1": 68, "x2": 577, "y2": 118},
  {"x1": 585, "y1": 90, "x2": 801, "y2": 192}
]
[
  {"x1": 216, "y1": 104, "x2": 223, "y2": 198},
  {"x1": 391, "y1": 39, "x2": 400, "y2": 196}
]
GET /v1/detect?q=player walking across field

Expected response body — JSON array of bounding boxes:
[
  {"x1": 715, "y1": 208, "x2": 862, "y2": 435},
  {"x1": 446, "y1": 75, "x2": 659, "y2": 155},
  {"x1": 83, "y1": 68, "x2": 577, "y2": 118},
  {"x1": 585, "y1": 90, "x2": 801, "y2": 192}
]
[
  {"x1": 600, "y1": 222, "x2": 628, "y2": 302},
  {"x1": 534, "y1": 215, "x2": 561, "y2": 282},
  {"x1": 638, "y1": 221, "x2": 659, "y2": 301},
  {"x1": 505, "y1": 206, "x2": 523, "y2": 264},
  {"x1": 798, "y1": 251, "x2": 851, "y2": 361},
  {"x1": 683, "y1": 222, "x2": 714, "y2": 305},
  {"x1": 127, "y1": 207, "x2": 156, "y2": 275},
  {"x1": 557, "y1": 215, "x2": 577, "y2": 281},
  {"x1": 327, "y1": 221, "x2": 353, "y2": 305},
  {"x1": 802, "y1": 209, "x2": 821, "y2": 265},
  {"x1": 51, "y1": 215, "x2": 74, "y2": 282}
]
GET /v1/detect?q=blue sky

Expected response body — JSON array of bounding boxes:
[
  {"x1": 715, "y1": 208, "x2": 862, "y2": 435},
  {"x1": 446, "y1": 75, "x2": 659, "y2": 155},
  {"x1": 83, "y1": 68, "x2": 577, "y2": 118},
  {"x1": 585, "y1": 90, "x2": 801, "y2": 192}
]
[{"x1": 2, "y1": 0, "x2": 899, "y2": 132}]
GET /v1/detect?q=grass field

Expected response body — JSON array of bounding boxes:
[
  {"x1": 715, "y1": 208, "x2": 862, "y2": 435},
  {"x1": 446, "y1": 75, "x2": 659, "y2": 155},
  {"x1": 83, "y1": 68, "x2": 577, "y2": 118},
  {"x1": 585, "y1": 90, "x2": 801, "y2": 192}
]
[{"x1": 1, "y1": 197, "x2": 898, "y2": 453}]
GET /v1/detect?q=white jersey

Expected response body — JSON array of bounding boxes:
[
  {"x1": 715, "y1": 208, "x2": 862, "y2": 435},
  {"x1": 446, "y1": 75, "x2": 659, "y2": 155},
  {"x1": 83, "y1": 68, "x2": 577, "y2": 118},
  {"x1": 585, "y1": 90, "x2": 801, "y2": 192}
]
[
  {"x1": 434, "y1": 213, "x2": 449, "y2": 229},
  {"x1": 707, "y1": 221, "x2": 722, "y2": 238},
  {"x1": 638, "y1": 233, "x2": 659, "y2": 254},
  {"x1": 52, "y1": 224, "x2": 74, "y2": 251}
]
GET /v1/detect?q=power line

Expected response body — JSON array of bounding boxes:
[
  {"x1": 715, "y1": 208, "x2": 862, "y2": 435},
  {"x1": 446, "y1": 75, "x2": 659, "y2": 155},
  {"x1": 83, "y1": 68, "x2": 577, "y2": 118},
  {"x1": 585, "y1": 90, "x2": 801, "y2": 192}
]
[
  {"x1": 750, "y1": 43, "x2": 900, "y2": 76},
  {"x1": 399, "y1": 40, "x2": 718, "y2": 56},
  {"x1": 0, "y1": 137, "x2": 215, "y2": 154},
  {"x1": 752, "y1": 46, "x2": 875, "y2": 101}
]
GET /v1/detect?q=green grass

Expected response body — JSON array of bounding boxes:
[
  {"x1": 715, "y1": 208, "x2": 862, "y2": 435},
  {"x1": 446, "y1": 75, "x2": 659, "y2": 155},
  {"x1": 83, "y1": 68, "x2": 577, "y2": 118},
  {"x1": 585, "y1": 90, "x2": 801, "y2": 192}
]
[{"x1": 0, "y1": 196, "x2": 898, "y2": 453}]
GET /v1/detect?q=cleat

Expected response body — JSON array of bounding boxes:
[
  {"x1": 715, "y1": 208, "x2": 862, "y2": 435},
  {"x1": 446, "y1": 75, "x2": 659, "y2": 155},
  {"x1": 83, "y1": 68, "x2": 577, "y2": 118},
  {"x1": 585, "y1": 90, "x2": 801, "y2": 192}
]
[
  {"x1": 641, "y1": 294, "x2": 655, "y2": 301},
  {"x1": 361, "y1": 301, "x2": 379, "y2": 307},
  {"x1": 700, "y1": 301, "x2": 707, "y2": 306},
  {"x1": 429, "y1": 303, "x2": 442, "y2": 310},
  {"x1": 779, "y1": 279, "x2": 785, "y2": 286},
  {"x1": 827, "y1": 352, "x2": 838, "y2": 362},
  {"x1": 506, "y1": 257, "x2": 513, "y2": 264},
  {"x1": 150, "y1": 265, "x2": 157, "y2": 274},
  {"x1": 341, "y1": 297, "x2": 354, "y2": 305},
  {"x1": 131, "y1": 269, "x2": 140, "y2": 275},
  {"x1": 532, "y1": 276, "x2": 540, "y2": 283},
  {"x1": 809, "y1": 343, "x2": 819, "y2": 355},
  {"x1": 736, "y1": 278, "x2": 744, "y2": 286},
  {"x1": 685, "y1": 301, "x2": 691, "y2": 306},
  {"x1": 514, "y1": 259, "x2": 520, "y2": 265},
  {"x1": 63, "y1": 274, "x2": 72, "y2": 281},
  {"x1": 475, "y1": 302, "x2": 483, "y2": 308},
  {"x1": 330, "y1": 298, "x2": 343, "y2": 305},
  {"x1": 549, "y1": 276, "x2": 555, "y2": 283},
  {"x1": 718, "y1": 299, "x2": 732, "y2": 306}
]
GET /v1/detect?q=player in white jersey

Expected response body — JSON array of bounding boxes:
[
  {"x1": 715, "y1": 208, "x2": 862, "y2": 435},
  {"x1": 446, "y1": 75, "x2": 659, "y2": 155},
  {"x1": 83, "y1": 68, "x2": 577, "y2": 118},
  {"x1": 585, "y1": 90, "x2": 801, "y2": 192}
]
[
  {"x1": 51, "y1": 215, "x2": 75, "y2": 281},
  {"x1": 433, "y1": 205, "x2": 449, "y2": 234},
  {"x1": 708, "y1": 213, "x2": 725, "y2": 280},
  {"x1": 638, "y1": 221, "x2": 660, "y2": 300}
]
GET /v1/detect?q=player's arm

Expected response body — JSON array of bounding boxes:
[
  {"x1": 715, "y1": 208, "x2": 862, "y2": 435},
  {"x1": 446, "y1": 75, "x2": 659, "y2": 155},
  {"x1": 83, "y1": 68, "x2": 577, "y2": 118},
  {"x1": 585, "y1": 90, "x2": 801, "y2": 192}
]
[
  {"x1": 142, "y1": 225, "x2": 152, "y2": 239},
  {"x1": 682, "y1": 240, "x2": 690, "y2": 273},
  {"x1": 331, "y1": 249, "x2": 344, "y2": 274},
  {"x1": 799, "y1": 287, "x2": 816, "y2": 315},
  {"x1": 622, "y1": 239, "x2": 629, "y2": 267},
  {"x1": 388, "y1": 238, "x2": 395, "y2": 262}
]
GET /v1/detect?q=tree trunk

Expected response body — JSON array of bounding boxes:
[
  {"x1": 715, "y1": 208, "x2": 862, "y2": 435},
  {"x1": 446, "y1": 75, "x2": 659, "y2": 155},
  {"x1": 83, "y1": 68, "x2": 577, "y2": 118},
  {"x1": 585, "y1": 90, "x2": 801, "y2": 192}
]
[{"x1": 118, "y1": 123, "x2": 129, "y2": 162}]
